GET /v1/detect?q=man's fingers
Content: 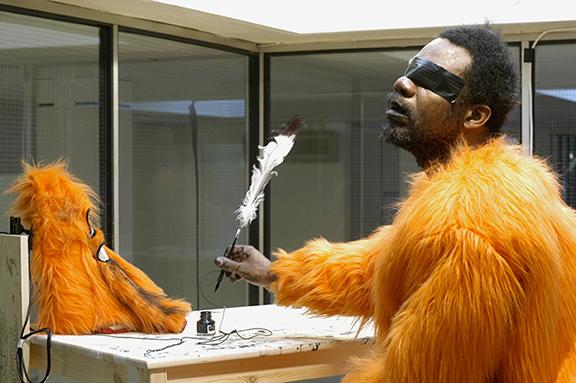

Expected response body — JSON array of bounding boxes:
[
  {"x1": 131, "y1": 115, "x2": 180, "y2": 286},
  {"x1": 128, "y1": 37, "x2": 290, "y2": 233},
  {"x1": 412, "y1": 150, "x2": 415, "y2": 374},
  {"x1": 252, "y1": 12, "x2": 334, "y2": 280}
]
[
  {"x1": 230, "y1": 272, "x2": 242, "y2": 283},
  {"x1": 215, "y1": 256, "x2": 241, "y2": 272},
  {"x1": 229, "y1": 245, "x2": 250, "y2": 261}
]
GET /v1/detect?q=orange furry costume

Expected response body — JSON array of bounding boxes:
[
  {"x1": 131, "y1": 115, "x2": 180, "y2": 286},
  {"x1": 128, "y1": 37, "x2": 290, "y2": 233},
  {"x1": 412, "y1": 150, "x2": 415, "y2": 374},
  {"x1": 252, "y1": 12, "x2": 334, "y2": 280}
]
[
  {"x1": 8, "y1": 162, "x2": 191, "y2": 335},
  {"x1": 270, "y1": 137, "x2": 576, "y2": 383}
]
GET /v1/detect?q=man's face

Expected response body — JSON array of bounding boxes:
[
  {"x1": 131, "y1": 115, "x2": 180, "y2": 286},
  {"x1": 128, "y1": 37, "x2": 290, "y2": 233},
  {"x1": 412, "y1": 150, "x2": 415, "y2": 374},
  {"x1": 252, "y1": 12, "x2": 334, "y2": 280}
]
[{"x1": 383, "y1": 38, "x2": 472, "y2": 166}]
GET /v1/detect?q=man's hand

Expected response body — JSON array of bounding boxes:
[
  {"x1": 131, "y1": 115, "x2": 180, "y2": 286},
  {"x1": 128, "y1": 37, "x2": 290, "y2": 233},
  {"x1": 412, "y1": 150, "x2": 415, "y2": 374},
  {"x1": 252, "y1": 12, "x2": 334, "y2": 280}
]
[{"x1": 214, "y1": 245, "x2": 276, "y2": 290}]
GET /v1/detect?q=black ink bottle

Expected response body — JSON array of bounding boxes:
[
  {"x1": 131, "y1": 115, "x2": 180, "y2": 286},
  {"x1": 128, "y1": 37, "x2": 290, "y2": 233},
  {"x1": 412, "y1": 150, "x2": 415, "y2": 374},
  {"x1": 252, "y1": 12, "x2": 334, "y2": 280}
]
[{"x1": 197, "y1": 311, "x2": 216, "y2": 335}]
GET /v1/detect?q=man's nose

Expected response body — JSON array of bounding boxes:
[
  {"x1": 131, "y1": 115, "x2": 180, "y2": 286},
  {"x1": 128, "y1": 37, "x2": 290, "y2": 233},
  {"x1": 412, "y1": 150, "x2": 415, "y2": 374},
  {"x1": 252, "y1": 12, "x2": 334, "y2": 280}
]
[{"x1": 393, "y1": 76, "x2": 417, "y2": 99}]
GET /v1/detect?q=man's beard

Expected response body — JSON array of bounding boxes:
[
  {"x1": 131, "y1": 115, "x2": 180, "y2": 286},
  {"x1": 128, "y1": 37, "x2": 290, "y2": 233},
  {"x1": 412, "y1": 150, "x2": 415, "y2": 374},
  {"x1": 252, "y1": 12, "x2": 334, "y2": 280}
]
[
  {"x1": 383, "y1": 98, "x2": 463, "y2": 168},
  {"x1": 381, "y1": 122, "x2": 415, "y2": 151},
  {"x1": 382, "y1": 122, "x2": 441, "y2": 168}
]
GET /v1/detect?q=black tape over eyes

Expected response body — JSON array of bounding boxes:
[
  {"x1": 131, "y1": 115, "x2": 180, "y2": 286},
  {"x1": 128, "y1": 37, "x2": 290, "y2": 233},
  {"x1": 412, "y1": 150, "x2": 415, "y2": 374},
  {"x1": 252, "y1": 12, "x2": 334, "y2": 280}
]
[{"x1": 404, "y1": 57, "x2": 465, "y2": 103}]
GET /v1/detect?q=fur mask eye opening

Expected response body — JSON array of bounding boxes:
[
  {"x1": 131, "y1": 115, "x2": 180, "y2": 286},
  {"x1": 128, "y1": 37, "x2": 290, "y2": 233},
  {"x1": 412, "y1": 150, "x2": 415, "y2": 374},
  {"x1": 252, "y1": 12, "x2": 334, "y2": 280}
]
[
  {"x1": 86, "y1": 209, "x2": 96, "y2": 239},
  {"x1": 96, "y1": 243, "x2": 110, "y2": 263}
]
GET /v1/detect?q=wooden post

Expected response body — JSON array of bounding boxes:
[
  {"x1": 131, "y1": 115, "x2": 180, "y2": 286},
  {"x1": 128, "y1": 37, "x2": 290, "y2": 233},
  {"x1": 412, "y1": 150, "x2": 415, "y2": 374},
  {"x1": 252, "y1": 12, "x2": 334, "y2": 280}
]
[{"x1": 0, "y1": 234, "x2": 30, "y2": 382}]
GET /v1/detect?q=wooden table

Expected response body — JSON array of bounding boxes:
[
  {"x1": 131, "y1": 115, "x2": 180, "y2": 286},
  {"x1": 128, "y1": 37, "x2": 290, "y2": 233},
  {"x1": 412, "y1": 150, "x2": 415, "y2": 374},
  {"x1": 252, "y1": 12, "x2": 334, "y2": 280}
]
[{"x1": 30, "y1": 305, "x2": 374, "y2": 382}]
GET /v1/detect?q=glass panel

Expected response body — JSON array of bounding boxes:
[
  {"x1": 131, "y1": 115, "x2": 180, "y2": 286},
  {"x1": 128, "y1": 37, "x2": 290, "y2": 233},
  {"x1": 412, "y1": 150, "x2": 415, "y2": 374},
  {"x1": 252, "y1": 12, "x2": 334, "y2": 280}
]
[
  {"x1": 269, "y1": 49, "x2": 419, "y2": 253},
  {"x1": 118, "y1": 31, "x2": 250, "y2": 309},
  {"x1": 269, "y1": 44, "x2": 521, "y2": 258},
  {"x1": 533, "y1": 42, "x2": 576, "y2": 207},
  {"x1": 0, "y1": 11, "x2": 101, "y2": 231}
]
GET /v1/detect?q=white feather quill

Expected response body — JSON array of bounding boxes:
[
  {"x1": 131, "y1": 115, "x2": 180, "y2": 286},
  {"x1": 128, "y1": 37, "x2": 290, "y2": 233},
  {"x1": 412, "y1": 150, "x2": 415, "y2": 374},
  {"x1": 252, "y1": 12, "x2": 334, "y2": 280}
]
[
  {"x1": 214, "y1": 115, "x2": 303, "y2": 291},
  {"x1": 235, "y1": 134, "x2": 295, "y2": 228}
]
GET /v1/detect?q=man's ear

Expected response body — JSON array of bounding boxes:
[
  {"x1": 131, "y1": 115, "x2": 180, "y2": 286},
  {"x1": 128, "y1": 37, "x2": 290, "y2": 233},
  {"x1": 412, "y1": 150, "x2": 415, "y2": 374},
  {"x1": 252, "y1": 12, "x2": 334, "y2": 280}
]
[{"x1": 463, "y1": 104, "x2": 492, "y2": 130}]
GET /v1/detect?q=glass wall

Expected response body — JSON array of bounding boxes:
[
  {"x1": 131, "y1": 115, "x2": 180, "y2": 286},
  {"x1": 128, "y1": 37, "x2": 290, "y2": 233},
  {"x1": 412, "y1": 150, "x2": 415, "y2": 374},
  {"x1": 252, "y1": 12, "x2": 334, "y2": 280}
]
[
  {"x1": 0, "y1": 11, "x2": 102, "y2": 231},
  {"x1": 534, "y1": 42, "x2": 576, "y2": 207},
  {"x1": 268, "y1": 50, "x2": 417, "y2": 254},
  {"x1": 268, "y1": 45, "x2": 521, "y2": 256},
  {"x1": 117, "y1": 31, "x2": 250, "y2": 309}
]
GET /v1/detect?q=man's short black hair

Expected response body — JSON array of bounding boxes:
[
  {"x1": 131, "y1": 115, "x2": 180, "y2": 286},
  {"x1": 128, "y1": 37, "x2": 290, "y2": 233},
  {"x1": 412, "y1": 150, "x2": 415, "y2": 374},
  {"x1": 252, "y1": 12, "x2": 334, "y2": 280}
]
[{"x1": 439, "y1": 25, "x2": 519, "y2": 133}]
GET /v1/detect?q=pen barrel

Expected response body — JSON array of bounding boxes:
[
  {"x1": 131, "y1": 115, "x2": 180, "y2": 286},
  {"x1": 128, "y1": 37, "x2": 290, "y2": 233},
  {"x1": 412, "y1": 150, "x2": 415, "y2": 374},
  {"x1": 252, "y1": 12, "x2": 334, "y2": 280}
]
[{"x1": 214, "y1": 228, "x2": 243, "y2": 292}]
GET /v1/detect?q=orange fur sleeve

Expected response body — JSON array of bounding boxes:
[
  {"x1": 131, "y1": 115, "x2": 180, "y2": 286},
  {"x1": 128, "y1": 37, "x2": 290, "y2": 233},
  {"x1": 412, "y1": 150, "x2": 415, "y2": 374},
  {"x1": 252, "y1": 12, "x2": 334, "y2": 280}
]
[{"x1": 269, "y1": 225, "x2": 391, "y2": 318}]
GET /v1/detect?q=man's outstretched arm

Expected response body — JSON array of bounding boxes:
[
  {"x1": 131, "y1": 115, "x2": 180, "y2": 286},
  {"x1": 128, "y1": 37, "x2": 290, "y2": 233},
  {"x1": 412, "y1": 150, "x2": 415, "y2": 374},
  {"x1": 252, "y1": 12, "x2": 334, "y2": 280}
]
[{"x1": 216, "y1": 226, "x2": 392, "y2": 318}]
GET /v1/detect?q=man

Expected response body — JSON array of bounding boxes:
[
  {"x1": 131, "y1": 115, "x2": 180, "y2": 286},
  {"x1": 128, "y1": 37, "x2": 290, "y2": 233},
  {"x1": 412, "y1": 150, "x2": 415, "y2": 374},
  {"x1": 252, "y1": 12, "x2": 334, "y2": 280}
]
[{"x1": 215, "y1": 25, "x2": 576, "y2": 382}]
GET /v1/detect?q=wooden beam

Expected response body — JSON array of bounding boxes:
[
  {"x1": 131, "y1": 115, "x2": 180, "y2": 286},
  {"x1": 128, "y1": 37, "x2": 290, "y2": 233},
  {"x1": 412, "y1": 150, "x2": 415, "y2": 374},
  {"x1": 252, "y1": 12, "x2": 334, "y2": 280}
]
[
  {"x1": 162, "y1": 342, "x2": 368, "y2": 382},
  {"x1": 0, "y1": 234, "x2": 30, "y2": 383}
]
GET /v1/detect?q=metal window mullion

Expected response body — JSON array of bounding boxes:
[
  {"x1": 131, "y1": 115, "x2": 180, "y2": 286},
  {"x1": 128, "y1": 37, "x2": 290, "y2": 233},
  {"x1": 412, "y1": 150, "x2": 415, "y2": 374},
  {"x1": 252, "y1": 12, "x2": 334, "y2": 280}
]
[
  {"x1": 257, "y1": 52, "x2": 266, "y2": 305},
  {"x1": 246, "y1": 52, "x2": 261, "y2": 306},
  {"x1": 112, "y1": 24, "x2": 120, "y2": 251},
  {"x1": 521, "y1": 39, "x2": 533, "y2": 155},
  {"x1": 261, "y1": 52, "x2": 271, "y2": 305}
]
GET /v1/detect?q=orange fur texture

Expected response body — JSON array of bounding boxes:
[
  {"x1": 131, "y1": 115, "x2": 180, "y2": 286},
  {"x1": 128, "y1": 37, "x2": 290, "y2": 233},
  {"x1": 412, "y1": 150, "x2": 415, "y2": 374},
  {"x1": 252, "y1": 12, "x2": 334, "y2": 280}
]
[
  {"x1": 7, "y1": 161, "x2": 191, "y2": 334},
  {"x1": 271, "y1": 137, "x2": 576, "y2": 382}
]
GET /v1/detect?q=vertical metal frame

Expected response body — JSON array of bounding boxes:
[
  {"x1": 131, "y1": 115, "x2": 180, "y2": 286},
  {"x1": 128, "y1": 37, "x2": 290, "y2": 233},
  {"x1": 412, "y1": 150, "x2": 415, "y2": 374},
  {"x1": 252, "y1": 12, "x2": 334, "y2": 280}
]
[
  {"x1": 111, "y1": 25, "x2": 120, "y2": 250},
  {"x1": 521, "y1": 39, "x2": 534, "y2": 154},
  {"x1": 262, "y1": 53, "x2": 272, "y2": 305},
  {"x1": 248, "y1": 52, "x2": 261, "y2": 306},
  {"x1": 99, "y1": 25, "x2": 114, "y2": 246}
]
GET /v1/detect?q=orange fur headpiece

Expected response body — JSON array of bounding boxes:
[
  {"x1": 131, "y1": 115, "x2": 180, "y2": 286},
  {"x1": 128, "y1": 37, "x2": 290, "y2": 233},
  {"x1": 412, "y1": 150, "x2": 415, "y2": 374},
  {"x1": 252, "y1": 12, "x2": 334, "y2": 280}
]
[{"x1": 7, "y1": 161, "x2": 191, "y2": 335}]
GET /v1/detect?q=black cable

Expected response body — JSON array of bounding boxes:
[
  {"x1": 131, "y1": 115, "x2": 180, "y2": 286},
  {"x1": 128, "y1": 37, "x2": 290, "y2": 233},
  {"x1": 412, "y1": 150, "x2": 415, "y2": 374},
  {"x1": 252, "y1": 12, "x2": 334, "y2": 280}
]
[
  {"x1": 16, "y1": 328, "x2": 51, "y2": 383},
  {"x1": 15, "y1": 232, "x2": 52, "y2": 383},
  {"x1": 94, "y1": 333, "x2": 212, "y2": 358},
  {"x1": 196, "y1": 328, "x2": 273, "y2": 346},
  {"x1": 96, "y1": 308, "x2": 273, "y2": 355},
  {"x1": 95, "y1": 326, "x2": 273, "y2": 357},
  {"x1": 189, "y1": 102, "x2": 201, "y2": 309},
  {"x1": 143, "y1": 336, "x2": 208, "y2": 357},
  {"x1": 199, "y1": 270, "x2": 225, "y2": 308},
  {"x1": 143, "y1": 327, "x2": 273, "y2": 355}
]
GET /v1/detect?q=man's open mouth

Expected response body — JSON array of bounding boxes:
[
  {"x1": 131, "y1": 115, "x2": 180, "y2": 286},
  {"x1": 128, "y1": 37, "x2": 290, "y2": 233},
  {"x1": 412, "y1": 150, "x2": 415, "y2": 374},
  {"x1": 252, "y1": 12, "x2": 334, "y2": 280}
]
[{"x1": 386, "y1": 101, "x2": 410, "y2": 121}]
